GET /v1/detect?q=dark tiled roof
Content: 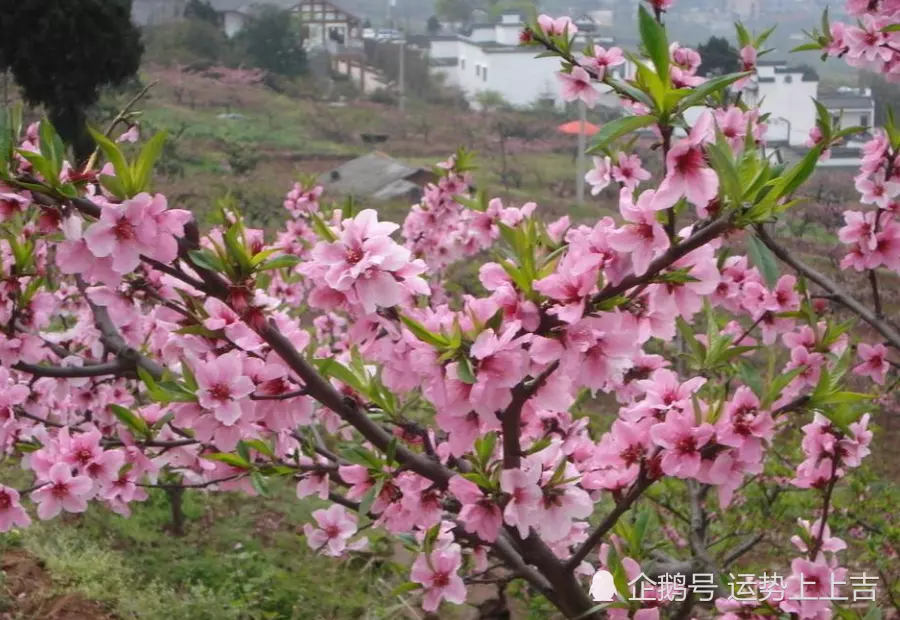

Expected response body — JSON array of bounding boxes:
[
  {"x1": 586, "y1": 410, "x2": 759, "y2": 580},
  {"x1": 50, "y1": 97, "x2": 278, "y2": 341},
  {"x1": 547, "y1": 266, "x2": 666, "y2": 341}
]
[
  {"x1": 819, "y1": 96, "x2": 874, "y2": 110},
  {"x1": 319, "y1": 152, "x2": 434, "y2": 200}
]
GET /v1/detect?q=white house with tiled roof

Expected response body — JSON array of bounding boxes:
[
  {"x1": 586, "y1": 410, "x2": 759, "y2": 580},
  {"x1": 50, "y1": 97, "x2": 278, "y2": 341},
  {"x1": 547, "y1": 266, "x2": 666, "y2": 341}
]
[{"x1": 427, "y1": 11, "x2": 629, "y2": 110}]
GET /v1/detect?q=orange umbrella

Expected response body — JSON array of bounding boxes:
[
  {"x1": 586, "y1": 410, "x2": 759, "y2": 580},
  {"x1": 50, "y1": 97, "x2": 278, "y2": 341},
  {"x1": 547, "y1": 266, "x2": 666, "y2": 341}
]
[{"x1": 558, "y1": 120, "x2": 600, "y2": 136}]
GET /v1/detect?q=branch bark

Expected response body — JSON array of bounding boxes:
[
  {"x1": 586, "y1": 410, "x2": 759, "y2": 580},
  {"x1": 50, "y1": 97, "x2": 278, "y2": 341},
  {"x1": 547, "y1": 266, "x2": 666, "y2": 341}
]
[
  {"x1": 565, "y1": 470, "x2": 654, "y2": 571},
  {"x1": 756, "y1": 225, "x2": 900, "y2": 350}
]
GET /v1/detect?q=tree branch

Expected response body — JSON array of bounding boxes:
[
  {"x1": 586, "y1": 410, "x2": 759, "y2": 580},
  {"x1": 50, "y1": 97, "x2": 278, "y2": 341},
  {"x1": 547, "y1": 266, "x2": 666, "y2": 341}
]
[
  {"x1": 502, "y1": 361, "x2": 559, "y2": 469},
  {"x1": 756, "y1": 225, "x2": 900, "y2": 350},
  {"x1": 721, "y1": 533, "x2": 764, "y2": 568},
  {"x1": 592, "y1": 217, "x2": 734, "y2": 306},
  {"x1": 14, "y1": 359, "x2": 131, "y2": 378},
  {"x1": 565, "y1": 470, "x2": 654, "y2": 571},
  {"x1": 77, "y1": 277, "x2": 166, "y2": 380}
]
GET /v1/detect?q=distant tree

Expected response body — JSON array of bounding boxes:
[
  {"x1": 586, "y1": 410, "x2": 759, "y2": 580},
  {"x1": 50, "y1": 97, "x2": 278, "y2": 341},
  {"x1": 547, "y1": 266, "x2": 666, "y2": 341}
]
[
  {"x1": 236, "y1": 7, "x2": 307, "y2": 77},
  {"x1": 184, "y1": 0, "x2": 221, "y2": 26},
  {"x1": 861, "y1": 71, "x2": 900, "y2": 126},
  {"x1": 696, "y1": 36, "x2": 739, "y2": 77},
  {"x1": 0, "y1": 0, "x2": 143, "y2": 162},
  {"x1": 427, "y1": 15, "x2": 442, "y2": 35},
  {"x1": 474, "y1": 89, "x2": 509, "y2": 113},
  {"x1": 144, "y1": 20, "x2": 227, "y2": 66},
  {"x1": 435, "y1": 0, "x2": 477, "y2": 24}
]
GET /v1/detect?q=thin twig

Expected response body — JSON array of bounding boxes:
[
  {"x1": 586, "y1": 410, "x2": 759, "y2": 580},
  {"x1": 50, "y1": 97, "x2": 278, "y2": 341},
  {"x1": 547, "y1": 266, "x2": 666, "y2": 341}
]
[{"x1": 84, "y1": 80, "x2": 158, "y2": 172}]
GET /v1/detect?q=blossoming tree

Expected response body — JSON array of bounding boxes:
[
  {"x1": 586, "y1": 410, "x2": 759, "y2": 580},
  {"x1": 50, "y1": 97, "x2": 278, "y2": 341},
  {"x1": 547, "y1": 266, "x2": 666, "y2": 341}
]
[{"x1": 0, "y1": 0, "x2": 898, "y2": 617}]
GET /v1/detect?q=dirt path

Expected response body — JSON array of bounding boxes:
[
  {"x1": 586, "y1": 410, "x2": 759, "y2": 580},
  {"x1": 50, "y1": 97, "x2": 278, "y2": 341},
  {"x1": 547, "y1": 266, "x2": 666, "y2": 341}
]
[{"x1": 1, "y1": 550, "x2": 113, "y2": 620}]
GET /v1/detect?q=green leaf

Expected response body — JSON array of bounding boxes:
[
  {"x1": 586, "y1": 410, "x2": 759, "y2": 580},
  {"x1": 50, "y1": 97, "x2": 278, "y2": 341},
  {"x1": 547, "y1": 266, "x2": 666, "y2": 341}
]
[
  {"x1": 110, "y1": 404, "x2": 151, "y2": 438},
  {"x1": 359, "y1": 477, "x2": 383, "y2": 516},
  {"x1": 605, "y1": 76, "x2": 656, "y2": 110},
  {"x1": 339, "y1": 446, "x2": 382, "y2": 469},
  {"x1": 237, "y1": 441, "x2": 252, "y2": 463},
  {"x1": 705, "y1": 139, "x2": 742, "y2": 205},
  {"x1": 632, "y1": 59, "x2": 667, "y2": 109},
  {"x1": 250, "y1": 472, "x2": 269, "y2": 496},
  {"x1": 16, "y1": 151, "x2": 56, "y2": 183},
  {"x1": 764, "y1": 366, "x2": 804, "y2": 409},
  {"x1": 586, "y1": 115, "x2": 656, "y2": 154},
  {"x1": 257, "y1": 254, "x2": 302, "y2": 272},
  {"x1": 132, "y1": 131, "x2": 167, "y2": 192},
  {"x1": 224, "y1": 223, "x2": 252, "y2": 273},
  {"x1": 638, "y1": 5, "x2": 669, "y2": 84},
  {"x1": 15, "y1": 441, "x2": 41, "y2": 453},
  {"x1": 314, "y1": 357, "x2": 365, "y2": 392},
  {"x1": 243, "y1": 439, "x2": 275, "y2": 459},
  {"x1": 475, "y1": 432, "x2": 497, "y2": 466},
  {"x1": 456, "y1": 357, "x2": 477, "y2": 384},
  {"x1": 181, "y1": 361, "x2": 199, "y2": 392},
  {"x1": 791, "y1": 42, "x2": 823, "y2": 52},
  {"x1": 188, "y1": 249, "x2": 226, "y2": 274},
  {"x1": 882, "y1": 23, "x2": 900, "y2": 32},
  {"x1": 676, "y1": 72, "x2": 751, "y2": 112},
  {"x1": 309, "y1": 211, "x2": 338, "y2": 242},
  {"x1": 38, "y1": 120, "x2": 65, "y2": 179},
  {"x1": 98, "y1": 174, "x2": 128, "y2": 200},
  {"x1": 204, "y1": 452, "x2": 252, "y2": 469},
  {"x1": 760, "y1": 143, "x2": 824, "y2": 214},
  {"x1": 389, "y1": 581, "x2": 422, "y2": 597},
  {"x1": 747, "y1": 235, "x2": 780, "y2": 288},
  {"x1": 525, "y1": 435, "x2": 553, "y2": 455},
  {"x1": 89, "y1": 127, "x2": 132, "y2": 191},
  {"x1": 399, "y1": 314, "x2": 451, "y2": 348}
]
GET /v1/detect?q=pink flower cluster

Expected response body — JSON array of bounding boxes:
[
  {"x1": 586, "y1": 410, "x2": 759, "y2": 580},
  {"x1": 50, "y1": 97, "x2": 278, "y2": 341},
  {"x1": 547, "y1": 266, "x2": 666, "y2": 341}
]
[
  {"x1": 302, "y1": 209, "x2": 430, "y2": 315},
  {"x1": 57, "y1": 193, "x2": 191, "y2": 285},
  {"x1": 839, "y1": 131, "x2": 900, "y2": 272}
]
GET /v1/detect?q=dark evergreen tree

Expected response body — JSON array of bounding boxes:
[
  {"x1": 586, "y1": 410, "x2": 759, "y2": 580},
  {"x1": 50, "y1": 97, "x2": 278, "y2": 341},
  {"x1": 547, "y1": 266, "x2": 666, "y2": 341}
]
[
  {"x1": 236, "y1": 7, "x2": 307, "y2": 77},
  {"x1": 0, "y1": 0, "x2": 143, "y2": 162},
  {"x1": 696, "y1": 36, "x2": 739, "y2": 77},
  {"x1": 184, "y1": 0, "x2": 221, "y2": 26}
]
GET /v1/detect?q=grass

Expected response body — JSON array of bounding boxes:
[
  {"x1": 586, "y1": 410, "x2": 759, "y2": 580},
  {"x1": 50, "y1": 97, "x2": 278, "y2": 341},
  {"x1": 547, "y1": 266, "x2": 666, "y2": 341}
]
[{"x1": 0, "y1": 484, "x2": 416, "y2": 620}]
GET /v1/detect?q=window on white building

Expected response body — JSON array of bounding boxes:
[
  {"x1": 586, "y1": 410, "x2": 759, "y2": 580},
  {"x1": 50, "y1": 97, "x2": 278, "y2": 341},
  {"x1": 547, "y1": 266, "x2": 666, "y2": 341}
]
[
  {"x1": 483, "y1": 67, "x2": 488, "y2": 82},
  {"x1": 461, "y1": 59, "x2": 466, "y2": 70},
  {"x1": 476, "y1": 65, "x2": 481, "y2": 77},
  {"x1": 861, "y1": 114, "x2": 870, "y2": 129},
  {"x1": 783, "y1": 75, "x2": 793, "y2": 84}
]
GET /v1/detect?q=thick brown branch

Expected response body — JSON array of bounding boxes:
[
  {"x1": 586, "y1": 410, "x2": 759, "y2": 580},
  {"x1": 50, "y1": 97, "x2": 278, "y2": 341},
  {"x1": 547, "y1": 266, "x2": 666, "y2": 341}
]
[
  {"x1": 258, "y1": 321, "x2": 452, "y2": 487},
  {"x1": 502, "y1": 361, "x2": 559, "y2": 469},
  {"x1": 14, "y1": 359, "x2": 131, "y2": 379},
  {"x1": 77, "y1": 277, "x2": 166, "y2": 380}
]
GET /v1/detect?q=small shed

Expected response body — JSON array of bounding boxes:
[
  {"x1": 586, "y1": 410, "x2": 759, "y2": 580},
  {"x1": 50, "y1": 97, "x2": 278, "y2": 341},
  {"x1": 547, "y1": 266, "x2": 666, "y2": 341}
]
[{"x1": 318, "y1": 152, "x2": 438, "y2": 202}]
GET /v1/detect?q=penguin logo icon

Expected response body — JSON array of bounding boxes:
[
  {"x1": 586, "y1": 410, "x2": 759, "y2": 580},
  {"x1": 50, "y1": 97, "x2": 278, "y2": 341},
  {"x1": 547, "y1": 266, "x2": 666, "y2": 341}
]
[{"x1": 589, "y1": 569, "x2": 617, "y2": 602}]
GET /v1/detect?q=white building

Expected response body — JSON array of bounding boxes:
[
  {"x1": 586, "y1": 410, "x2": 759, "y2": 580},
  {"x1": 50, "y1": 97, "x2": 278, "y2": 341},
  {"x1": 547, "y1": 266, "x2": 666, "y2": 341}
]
[
  {"x1": 744, "y1": 60, "x2": 819, "y2": 147},
  {"x1": 427, "y1": 11, "x2": 629, "y2": 110},
  {"x1": 742, "y1": 61, "x2": 875, "y2": 149}
]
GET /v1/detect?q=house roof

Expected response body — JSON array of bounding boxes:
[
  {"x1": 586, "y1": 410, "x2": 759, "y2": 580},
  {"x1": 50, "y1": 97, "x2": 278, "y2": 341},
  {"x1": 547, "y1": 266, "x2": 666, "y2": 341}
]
[
  {"x1": 292, "y1": 0, "x2": 360, "y2": 22},
  {"x1": 318, "y1": 152, "x2": 434, "y2": 200},
  {"x1": 819, "y1": 95, "x2": 874, "y2": 110}
]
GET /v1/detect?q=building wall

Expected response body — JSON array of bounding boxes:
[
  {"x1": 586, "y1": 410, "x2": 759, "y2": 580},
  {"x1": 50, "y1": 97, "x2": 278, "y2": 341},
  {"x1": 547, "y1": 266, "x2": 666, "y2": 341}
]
[
  {"x1": 744, "y1": 69, "x2": 818, "y2": 146},
  {"x1": 494, "y1": 24, "x2": 521, "y2": 46},
  {"x1": 826, "y1": 105, "x2": 875, "y2": 131},
  {"x1": 430, "y1": 39, "x2": 460, "y2": 60}
]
